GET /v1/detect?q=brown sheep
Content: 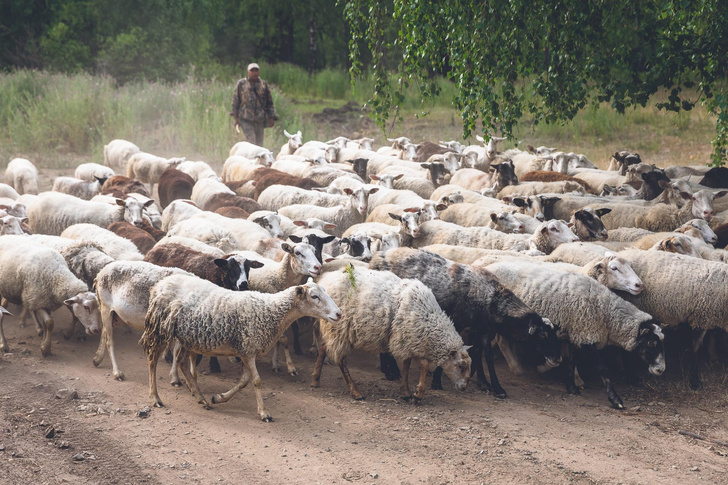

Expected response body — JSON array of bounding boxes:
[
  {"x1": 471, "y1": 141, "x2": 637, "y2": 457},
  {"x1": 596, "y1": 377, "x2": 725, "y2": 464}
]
[
  {"x1": 521, "y1": 170, "x2": 593, "y2": 192},
  {"x1": 107, "y1": 221, "x2": 158, "y2": 255},
  {"x1": 101, "y1": 175, "x2": 151, "y2": 198},
  {"x1": 251, "y1": 168, "x2": 320, "y2": 199},
  {"x1": 203, "y1": 192, "x2": 262, "y2": 214},
  {"x1": 413, "y1": 141, "x2": 450, "y2": 163},
  {"x1": 225, "y1": 180, "x2": 257, "y2": 199},
  {"x1": 158, "y1": 168, "x2": 194, "y2": 209},
  {"x1": 214, "y1": 206, "x2": 250, "y2": 219}
]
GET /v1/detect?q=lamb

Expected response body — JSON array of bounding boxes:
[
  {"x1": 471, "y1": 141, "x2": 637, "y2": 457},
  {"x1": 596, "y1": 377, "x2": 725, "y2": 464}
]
[
  {"x1": 630, "y1": 219, "x2": 718, "y2": 248},
  {"x1": 277, "y1": 187, "x2": 379, "y2": 237},
  {"x1": 107, "y1": 221, "x2": 162, "y2": 255},
  {"x1": 570, "y1": 168, "x2": 628, "y2": 194},
  {"x1": 0, "y1": 183, "x2": 20, "y2": 199},
  {"x1": 411, "y1": 219, "x2": 579, "y2": 253},
  {"x1": 486, "y1": 260, "x2": 665, "y2": 408},
  {"x1": 449, "y1": 161, "x2": 517, "y2": 192},
  {"x1": 247, "y1": 210, "x2": 285, "y2": 239},
  {"x1": 277, "y1": 130, "x2": 303, "y2": 159},
  {"x1": 141, "y1": 276, "x2": 340, "y2": 420},
  {"x1": 0, "y1": 238, "x2": 101, "y2": 356},
  {"x1": 4, "y1": 158, "x2": 39, "y2": 195},
  {"x1": 28, "y1": 192, "x2": 153, "y2": 235},
  {"x1": 461, "y1": 135, "x2": 506, "y2": 171},
  {"x1": 52, "y1": 176, "x2": 108, "y2": 200},
  {"x1": 61, "y1": 223, "x2": 144, "y2": 261},
  {"x1": 175, "y1": 161, "x2": 218, "y2": 181},
  {"x1": 75, "y1": 163, "x2": 115, "y2": 182},
  {"x1": 104, "y1": 139, "x2": 141, "y2": 172},
  {"x1": 101, "y1": 175, "x2": 151, "y2": 198},
  {"x1": 228, "y1": 141, "x2": 276, "y2": 165},
  {"x1": 92, "y1": 261, "x2": 191, "y2": 380},
  {"x1": 126, "y1": 152, "x2": 185, "y2": 195},
  {"x1": 369, "y1": 248, "x2": 561, "y2": 396},
  {"x1": 222, "y1": 155, "x2": 272, "y2": 182},
  {"x1": 157, "y1": 167, "x2": 195, "y2": 209},
  {"x1": 311, "y1": 265, "x2": 471, "y2": 402}
]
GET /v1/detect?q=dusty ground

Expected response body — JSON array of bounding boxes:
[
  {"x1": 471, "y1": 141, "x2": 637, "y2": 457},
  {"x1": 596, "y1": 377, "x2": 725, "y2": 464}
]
[{"x1": 1, "y1": 308, "x2": 727, "y2": 485}]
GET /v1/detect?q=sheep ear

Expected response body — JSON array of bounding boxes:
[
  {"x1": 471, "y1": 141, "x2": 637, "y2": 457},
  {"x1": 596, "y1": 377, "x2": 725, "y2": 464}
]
[
  {"x1": 253, "y1": 216, "x2": 266, "y2": 225},
  {"x1": 341, "y1": 237, "x2": 350, "y2": 245},
  {"x1": 143, "y1": 199, "x2": 155, "y2": 208},
  {"x1": 322, "y1": 235, "x2": 336, "y2": 243},
  {"x1": 343, "y1": 188, "x2": 353, "y2": 195},
  {"x1": 594, "y1": 261, "x2": 605, "y2": 272},
  {"x1": 281, "y1": 243, "x2": 294, "y2": 254},
  {"x1": 658, "y1": 180, "x2": 670, "y2": 189},
  {"x1": 715, "y1": 190, "x2": 728, "y2": 199},
  {"x1": 393, "y1": 174, "x2": 405, "y2": 181},
  {"x1": 249, "y1": 260, "x2": 265, "y2": 269},
  {"x1": 421, "y1": 163, "x2": 431, "y2": 169},
  {"x1": 324, "y1": 223, "x2": 338, "y2": 230},
  {"x1": 115, "y1": 198, "x2": 126, "y2": 207},
  {"x1": 595, "y1": 208, "x2": 611, "y2": 217},
  {"x1": 462, "y1": 345, "x2": 472, "y2": 352},
  {"x1": 436, "y1": 203, "x2": 448, "y2": 211},
  {"x1": 490, "y1": 213, "x2": 498, "y2": 222},
  {"x1": 368, "y1": 188, "x2": 379, "y2": 195},
  {"x1": 295, "y1": 286, "x2": 305, "y2": 297},
  {"x1": 369, "y1": 174, "x2": 380, "y2": 181},
  {"x1": 63, "y1": 296, "x2": 79, "y2": 307},
  {"x1": 325, "y1": 257, "x2": 335, "y2": 262},
  {"x1": 388, "y1": 213, "x2": 402, "y2": 222},
  {"x1": 284, "y1": 129, "x2": 292, "y2": 137},
  {"x1": 510, "y1": 197, "x2": 526, "y2": 208},
  {"x1": 293, "y1": 220, "x2": 307, "y2": 227},
  {"x1": 403, "y1": 207, "x2": 419, "y2": 213},
  {"x1": 213, "y1": 258, "x2": 229, "y2": 268},
  {"x1": 288, "y1": 235, "x2": 303, "y2": 243}
]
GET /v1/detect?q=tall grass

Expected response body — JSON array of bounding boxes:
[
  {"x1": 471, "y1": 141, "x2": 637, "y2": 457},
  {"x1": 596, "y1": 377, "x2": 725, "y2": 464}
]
[{"x1": 0, "y1": 66, "x2": 718, "y2": 170}]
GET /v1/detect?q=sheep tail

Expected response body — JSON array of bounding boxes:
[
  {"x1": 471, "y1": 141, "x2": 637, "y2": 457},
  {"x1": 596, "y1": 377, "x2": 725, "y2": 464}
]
[{"x1": 139, "y1": 295, "x2": 175, "y2": 362}]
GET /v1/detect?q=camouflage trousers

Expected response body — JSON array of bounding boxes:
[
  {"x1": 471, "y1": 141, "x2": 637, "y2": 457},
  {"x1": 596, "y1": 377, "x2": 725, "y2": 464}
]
[{"x1": 240, "y1": 120, "x2": 265, "y2": 146}]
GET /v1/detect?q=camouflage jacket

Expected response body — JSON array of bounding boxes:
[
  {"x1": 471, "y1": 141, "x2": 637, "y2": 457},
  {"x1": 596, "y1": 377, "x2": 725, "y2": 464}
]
[{"x1": 231, "y1": 77, "x2": 276, "y2": 124}]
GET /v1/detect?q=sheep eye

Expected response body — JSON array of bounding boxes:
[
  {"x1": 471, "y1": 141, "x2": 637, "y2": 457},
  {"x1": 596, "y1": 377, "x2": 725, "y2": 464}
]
[{"x1": 311, "y1": 295, "x2": 320, "y2": 301}]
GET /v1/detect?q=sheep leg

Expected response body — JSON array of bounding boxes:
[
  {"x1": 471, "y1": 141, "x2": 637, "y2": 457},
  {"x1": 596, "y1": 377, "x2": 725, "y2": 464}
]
[
  {"x1": 0, "y1": 308, "x2": 9, "y2": 353},
  {"x1": 495, "y1": 336, "x2": 526, "y2": 375},
  {"x1": 563, "y1": 344, "x2": 581, "y2": 395},
  {"x1": 291, "y1": 320, "x2": 303, "y2": 355},
  {"x1": 147, "y1": 344, "x2": 164, "y2": 408},
  {"x1": 689, "y1": 328, "x2": 708, "y2": 390},
  {"x1": 620, "y1": 349, "x2": 643, "y2": 387},
  {"x1": 271, "y1": 339, "x2": 281, "y2": 373},
  {"x1": 169, "y1": 341, "x2": 183, "y2": 386},
  {"x1": 338, "y1": 356, "x2": 364, "y2": 400},
  {"x1": 277, "y1": 335, "x2": 297, "y2": 376},
  {"x1": 212, "y1": 363, "x2": 252, "y2": 405},
  {"x1": 580, "y1": 344, "x2": 623, "y2": 409},
  {"x1": 380, "y1": 352, "x2": 401, "y2": 381},
  {"x1": 483, "y1": 334, "x2": 506, "y2": 398},
  {"x1": 177, "y1": 349, "x2": 211, "y2": 409},
  {"x1": 413, "y1": 358, "x2": 429, "y2": 404},
  {"x1": 36, "y1": 309, "x2": 54, "y2": 357},
  {"x1": 469, "y1": 342, "x2": 492, "y2": 391},
  {"x1": 241, "y1": 355, "x2": 273, "y2": 422},
  {"x1": 17, "y1": 306, "x2": 30, "y2": 328},
  {"x1": 18, "y1": 301, "x2": 43, "y2": 336},
  {"x1": 400, "y1": 358, "x2": 413, "y2": 400},
  {"x1": 209, "y1": 356, "x2": 221, "y2": 373},
  {"x1": 62, "y1": 313, "x2": 78, "y2": 339},
  {"x1": 310, "y1": 341, "x2": 327, "y2": 388},
  {"x1": 430, "y1": 367, "x2": 444, "y2": 390}
]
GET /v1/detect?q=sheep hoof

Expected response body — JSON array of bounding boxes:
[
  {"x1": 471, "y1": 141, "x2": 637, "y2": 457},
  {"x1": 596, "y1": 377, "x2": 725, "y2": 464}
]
[
  {"x1": 0, "y1": 345, "x2": 9, "y2": 353},
  {"x1": 153, "y1": 401, "x2": 164, "y2": 408},
  {"x1": 413, "y1": 397, "x2": 422, "y2": 406},
  {"x1": 567, "y1": 386, "x2": 581, "y2": 396},
  {"x1": 689, "y1": 377, "x2": 702, "y2": 390},
  {"x1": 271, "y1": 367, "x2": 280, "y2": 373},
  {"x1": 288, "y1": 370, "x2": 298, "y2": 377},
  {"x1": 430, "y1": 382, "x2": 443, "y2": 391},
  {"x1": 163, "y1": 350, "x2": 173, "y2": 364},
  {"x1": 612, "y1": 402, "x2": 625, "y2": 410},
  {"x1": 401, "y1": 395, "x2": 413, "y2": 402},
  {"x1": 353, "y1": 395, "x2": 365, "y2": 401},
  {"x1": 261, "y1": 415, "x2": 273, "y2": 423},
  {"x1": 40, "y1": 347, "x2": 51, "y2": 358},
  {"x1": 114, "y1": 372, "x2": 126, "y2": 381},
  {"x1": 493, "y1": 391, "x2": 508, "y2": 399},
  {"x1": 170, "y1": 380, "x2": 182, "y2": 387},
  {"x1": 92, "y1": 358, "x2": 101, "y2": 367}
]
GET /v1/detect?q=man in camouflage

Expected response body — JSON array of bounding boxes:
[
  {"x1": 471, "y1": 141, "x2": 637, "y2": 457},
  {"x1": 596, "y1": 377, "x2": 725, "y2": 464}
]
[{"x1": 231, "y1": 63, "x2": 277, "y2": 146}]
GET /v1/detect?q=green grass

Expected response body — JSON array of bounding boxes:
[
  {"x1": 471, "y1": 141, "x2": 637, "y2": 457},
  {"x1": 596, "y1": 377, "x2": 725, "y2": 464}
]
[{"x1": 0, "y1": 66, "x2": 718, "y2": 171}]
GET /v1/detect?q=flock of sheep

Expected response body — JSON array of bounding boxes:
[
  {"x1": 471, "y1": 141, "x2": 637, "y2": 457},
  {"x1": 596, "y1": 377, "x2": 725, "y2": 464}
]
[{"x1": 1, "y1": 131, "x2": 727, "y2": 422}]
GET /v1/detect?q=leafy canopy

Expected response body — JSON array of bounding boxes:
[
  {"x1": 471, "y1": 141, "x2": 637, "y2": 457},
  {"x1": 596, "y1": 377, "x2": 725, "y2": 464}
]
[{"x1": 343, "y1": 0, "x2": 728, "y2": 165}]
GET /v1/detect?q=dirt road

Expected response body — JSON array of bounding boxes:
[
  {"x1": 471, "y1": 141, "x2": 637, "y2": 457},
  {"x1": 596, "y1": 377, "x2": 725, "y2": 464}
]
[{"x1": 1, "y1": 309, "x2": 727, "y2": 485}]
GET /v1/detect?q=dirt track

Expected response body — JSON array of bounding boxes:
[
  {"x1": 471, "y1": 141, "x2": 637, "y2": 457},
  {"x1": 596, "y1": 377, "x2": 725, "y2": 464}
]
[{"x1": 1, "y1": 307, "x2": 727, "y2": 485}]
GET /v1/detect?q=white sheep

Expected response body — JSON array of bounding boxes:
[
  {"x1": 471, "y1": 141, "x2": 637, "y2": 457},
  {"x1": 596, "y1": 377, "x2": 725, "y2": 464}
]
[
  {"x1": 312, "y1": 265, "x2": 471, "y2": 402},
  {"x1": 60, "y1": 223, "x2": 144, "y2": 261},
  {"x1": 630, "y1": 219, "x2": 718, "y2": 248},
  {"x1": 28, "y1": 192, "x2": 153, "y2": 235},
  {"x1": 126, "y1": 152, "x2": 185, "y2": 195},
  {"x1": 0, "y1": 215, "x2": 26, "y2": 235},
  {"x1": 497, "y1": 180, "x2": 587, "y2": 197},
  {"x1": 104, "y1": 139, "x2": 141, "y2": 172},
  {"x1": 75, "y1": 163, "x2": 115, "y2": 182},
  {"x1": 293, "y1": 141, "x2": 338, "y2": 163},
  {"x1": 228, "y1": 141, "x2": 275, "y2": 165},
  {"x1": 161, "y1": 199, "x2": 203, "y2": 232},
  {"x1": 153, "y1": 235, "x2": 225, "y2": 256},
  {"x1": 0, "y1": 183, "x2": 20, "y2": 199},
  {"x1": 52, "y1": 176, "x2": 107, "y2": 200},
  {"x1": 277, "y1": 130, "x2": 303, "y2": 159},
  {"x1": 486, "y1": 260, "x2": 665, "y2": 408},
  {"x1": 222, "y1": 155, "x2": 271, "y2": 182},
  {"x1": 277, "y1": 187, "x2": 379, "y2": 237},
  {"x1": 190, "y1": 177, "x2": 236, "y2": 209},
  {"x1": 258, "y1": 185, "x2": 347, "y2": 211},
  {"x1": 141, "y1": 276, "x2": 341, "y2": 421},
  {"x1": 176, "y1": 160, "x2": 218, "y2": 181},
  {"x1": 0, "y1": 238, "x2": 101, "y2": 356},
  {"x1": 4, "y1": 158, "x2": 39, "y2": 195}
]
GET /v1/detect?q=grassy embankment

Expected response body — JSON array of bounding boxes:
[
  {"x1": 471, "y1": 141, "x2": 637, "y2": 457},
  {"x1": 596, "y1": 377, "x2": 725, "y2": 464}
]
[{"x1": 0, "y1": 64, "x2": 717, "y2": 170}]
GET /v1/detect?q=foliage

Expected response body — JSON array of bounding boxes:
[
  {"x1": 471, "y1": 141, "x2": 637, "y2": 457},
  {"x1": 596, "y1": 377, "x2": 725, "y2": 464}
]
[{"x1": 343, "y1": 0, "x2": 728, "y2": 165}]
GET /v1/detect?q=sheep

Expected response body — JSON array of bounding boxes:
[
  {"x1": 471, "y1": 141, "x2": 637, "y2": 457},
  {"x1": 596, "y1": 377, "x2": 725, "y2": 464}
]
[
  {"x1": 0, "y1": 238, "x2": 101, "y2": 356},
  {"x1": 190, "y1": 177, "x2": 236, "y2": 209},
  {"x1": 301, "y1": 165, "x2": 364, "y2": 187},
  {"x1": 92, "y1": 261, "x2": 191, "y2": 380},
  {"x1": 161, "y1": 199, "x2": 203, "y2": 231},
  {"x1": 203, "y1": 193, "x2": 262, "y2": 215},
  {"x1": 175, "y1": 161, "x2": 218, "y2": 181},
  {"x1": 521, "y1": 170, "x2": 592, "y2": 189},
  {"x1": 411, "y1": 219, "x2": 578, "y2": 253},
  {"x1": 126, "y1": 152, "x2": 185, "y2": 195},
  {"x1": 61, "y1": 223, "x2": 144, "y2": 261},
  {"x1": 346, "y1": 208, "x2": 422, "y2": 246},
  {"x1": 222, "y1": 155, "x2": 272, "y2": 182},
  {"x1": 229, "y1": 141, "x2": 276, "y2": 165},
  {"x1": 215, "y1": 206, "x2": 249, "y2": 219},
  {"x1": 157, "y1": 167, "x2": 195, "y2": 209},
  {"x1": 461, "y1": 135, "x2": 506, "y2": 171},
  {"x1": 224, "y1": 180, "x2": 257, "y2": 198},
  {"x1": 29, "y1": 237, "x2": 115, "y2": 288},
  {"x1": 420, "y1": 244, "x2": 528, "y2": 265},
  {"x1": 258, "y1": 185, "x2": 347, "y2": 211},
  {"x1": 0, "y1": 183, "x2": 20, "y2": 199},
  {"x1": 52, "y1": 176, "x2": 107, "y2": 200},
  {"x1": 569, "y1": 208, "x2": 610, "y2": 241},
  {"x1": 605, "y1": 151, "x2": 643, "y2": 173},
  {"x1": 101, "y1": 175, "x2": 151, "y2": 198},
  {"x1": 294, "y1": 142, "x2": 338, "y2": 163},
  {"x1": 337, "y1": 233, "x2": 374, "y2": 262},
  {"x1": 630, "y1": 219, "x2": 718, "y2": 248},
  {"x1": 141, "y1": 276, "x2": 340, "y2": 420},
  {"x1": 277, "y1": 130, "x2": 303, "y2": 159},
  {"x1": 0, "y1": 215, "x2": 26, "y2": 235},
  {"x1": 369, "y1": 248, "x2": 561, "y2": 396},
  {"x1": 487, "y1": 211, "x2": 525, "y2": 233},
  {"x1": 368, "y1": 200, "x2": 444, "y2": 224},
  {"x1": 107, "y1": 221, "x2": 159, "y2": 255},
  {"x1": 601, "y1": 184, "x2": 638, "y2": 197},
  {"x1": 277, "y1": 187, "x2": 379, "y2": 238},
  {"x1": 450, "y1": 161, "x2": 517, "y2": 192},
  {"x1": 486, "y1": 260, "x2": 665, "y2": 408},
  {"x1": 663, "y1": 165, "x2": 711, "y2": 179},
  {"x1": 569, "y1": 168, "x2": 628, "y2": 194},
  {"x1": 166, "y1": 217, "x2": 240, "y2": 253},
  {"x1": 153, "y1": 235, "x2": 225, "y2": 256},
  {"x1": 4, "y1": 158, "x2": 39, "y2": 195},
  {"x1": 104, "y1": 139, "x2": 141, "y2": 172},
  {"x1": 497, "y1": 180, "x2": 587, "y2": 197},
  {"x1": 75, "y1": 163, "x2": 115, "y2": 182},
  {"x1": 28, "y1": 192, "x2": 153, "y2": 235},
  {"x1": 312, "y1": 265, "x2": 472, "y2": 402}
]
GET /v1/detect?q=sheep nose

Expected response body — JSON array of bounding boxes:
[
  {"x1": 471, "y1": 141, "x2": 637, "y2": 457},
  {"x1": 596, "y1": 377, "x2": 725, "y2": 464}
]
[
  {"x1": 239, "y1": 282, "x2": 249, "y2": 291},
  {"x1": 518, "y1": 225, "x2": 525, "y2": 233},
  {"x1": 313, "y1": 265, "x2": 322, "y2": 273},
  {"x1": 703, "y1": 210, "x2": 713, "y2": 219},
  {"x1": 536, "y1": 214, "x2": 545, "y2": 221}
]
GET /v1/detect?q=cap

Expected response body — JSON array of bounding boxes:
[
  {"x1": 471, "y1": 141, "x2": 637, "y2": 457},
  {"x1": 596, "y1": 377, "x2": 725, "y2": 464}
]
[{"x1": 247, "y1": 63, "x2": 260, "y2": 71}]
